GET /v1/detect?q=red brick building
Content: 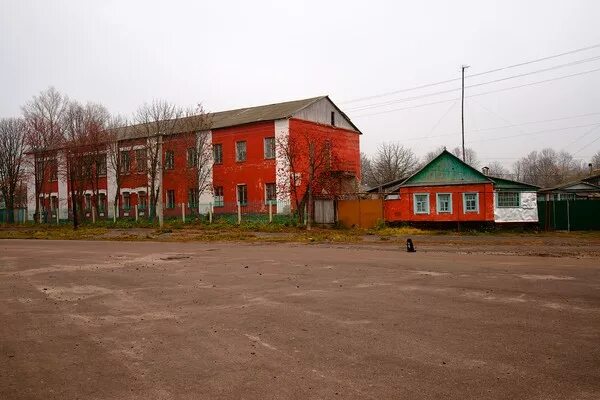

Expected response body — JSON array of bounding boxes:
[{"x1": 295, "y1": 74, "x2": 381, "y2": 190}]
[{"x1": 25, "y1": 96, "x2": 362, "y2": 221}]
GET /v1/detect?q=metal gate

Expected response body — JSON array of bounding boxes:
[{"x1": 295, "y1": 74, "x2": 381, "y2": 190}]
[{"x1": 314, "y1": 199, "x2": 335, "y2": 224}]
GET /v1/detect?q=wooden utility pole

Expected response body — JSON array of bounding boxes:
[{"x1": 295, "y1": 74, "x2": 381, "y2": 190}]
[{"x1": 461, "y1": 65, "x2": 469, "y2": 162}]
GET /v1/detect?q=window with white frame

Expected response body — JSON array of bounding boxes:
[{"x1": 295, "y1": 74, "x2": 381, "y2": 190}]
[
  {"x1": 497, "y1": 192, "x2": 520, "y2": 208},
  {"x1": 463, "y1": 193, "x2": 479, "y2": 212},
  {"x1": 264, "y1": 137, "x2": 275, "y2": 159},
  {"x1": 436, "y1": 193, "x2": 452, "y2": 213},
  {"x1": 236, "y1": 141, "x2": 247, "y2": 162},
  {"x1": 138, "y1": 192, "x2": 147, "y2": 210},
  {"x1": 164, "y1": 150, "x2": 175, "y2": 170},
  {"x1": 414, "y1": 193, "x2": 429, "y2": 214}
]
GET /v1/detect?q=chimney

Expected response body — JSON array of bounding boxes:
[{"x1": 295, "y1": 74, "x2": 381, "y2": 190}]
[{"x1": 482, "y1": 166, "x2": 489, "y2": 176}]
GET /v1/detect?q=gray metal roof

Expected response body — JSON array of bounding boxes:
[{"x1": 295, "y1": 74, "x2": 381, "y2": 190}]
[{"x1": 116, "y1": 96, "x2": 329, "y2": 140}]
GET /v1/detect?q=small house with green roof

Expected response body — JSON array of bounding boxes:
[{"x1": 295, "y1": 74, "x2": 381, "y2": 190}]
[{"x1": 383, "y1": 150, "x2": 539, "y2": 224}]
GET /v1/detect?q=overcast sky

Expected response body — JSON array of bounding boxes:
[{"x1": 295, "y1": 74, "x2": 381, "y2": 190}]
[{"x1": 2, "y1": 0, "x2": 600, "y2": 168}]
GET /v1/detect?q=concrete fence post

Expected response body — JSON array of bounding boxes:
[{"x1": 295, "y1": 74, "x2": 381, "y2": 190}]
[
  {"x1": 135, "y1": 205, "x2": 138, "y2": 222},
  {"x1": 56, "y1": 209, "x2": 59, "y2": 225},
  {"x1": 92, "y1": 206, "x2": 96, "y2": 224},
  {"x1": 209, "y1": 202, "x2": 213, "y2": 224},
  {"x1": 113, "y1": 205, "x2": 117, "y2": 223},
  {"x1": 269, "y1": 201, "x2": 273, "y2": 223},
  {"x1": 237, "y1": 201, "x2": 241, "y2": 225},
  {"x1": 182, "y1": 202, "x2": 186, "y2": 223}
]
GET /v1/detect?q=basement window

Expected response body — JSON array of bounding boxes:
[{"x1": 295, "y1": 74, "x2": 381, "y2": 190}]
[{"x1": 497, "y1": 192, "x2": 520, "y2": 208}]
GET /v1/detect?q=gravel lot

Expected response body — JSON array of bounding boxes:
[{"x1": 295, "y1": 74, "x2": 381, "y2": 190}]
[{"x1": 1, "y1": 239, "x2": 599, "y2": 399}]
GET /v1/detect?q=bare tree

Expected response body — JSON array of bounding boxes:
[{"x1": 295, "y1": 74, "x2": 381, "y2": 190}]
[
  {"x1": 83, "y1": 103, "x2": 110, "y2": 218},
  {"x1": 591, "y1": 150, "x2": 600, "y2": 171},
  {"x1": 276, "y1": 130, "x2": 338, "y2": 228},
  {"x1": 365, "y1": 142, "x2": 417, "y2": 187},
  {"x1": 485, "y1": 161, "x2": 510, "y2": 178},
  {"x1": 134, "y1": 100, "x2": 184, "y2": 223},
  {"x1": 106, "y1": 116, "x2": 131, "y2": 221},
  {"x1": 422, "y1": 146, "x2": 446, "y2": 165},
  {"x1": 22, "y1": 87, "x2": 68, "y2": 222},
  {"x1": 512, "y1": 148, "x2": 585, "y2": 188},
  {"x1": 0, "y1": 118, "x2": 27, "y2": 222},
  {"x1": 178, "y1": 106, "x2": 213, "y2": 215},
  {"x1": 360, "y1": 152, "x2": 373, "y2": 187},
  {"x1": 452, "y1": 146, "x2": 480, "y2": 168}
]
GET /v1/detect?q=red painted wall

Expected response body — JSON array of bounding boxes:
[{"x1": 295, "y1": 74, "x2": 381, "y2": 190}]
[
  {"x1": 211, "y1": 121, "x2": 277, "y2": 214},
  {"x1": 288, "y1": 118, "x2": 360, "y2": 209},
  {"x1": 384, "y1": 183, "x2": 494, "y2": 222}
]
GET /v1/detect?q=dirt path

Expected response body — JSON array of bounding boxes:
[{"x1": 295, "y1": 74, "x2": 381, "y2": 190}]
[{"x1": 1, "y1": 240, "x2": 599, "y2": 399}]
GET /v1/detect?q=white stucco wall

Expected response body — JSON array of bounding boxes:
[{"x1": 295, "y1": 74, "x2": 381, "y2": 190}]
[
  {"x1": 24, "y1": 154, "x2": 36, "y2": 221},
  {"x1": 494, "y1": 191, "x2": 538, "y2": 223},
  {"x1": 274, "y1": 119, "x2": 291, "y2": 214},
  {"x1": 197, "y1": 130, "x2": 213, "y2": 213},
  {"x1": 57, "y1": 151, "x2": 68, "y2": 219}
]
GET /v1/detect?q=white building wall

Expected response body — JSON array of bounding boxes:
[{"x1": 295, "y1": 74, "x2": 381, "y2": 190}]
[
  {"x1": 494, "y1": 191, "x2": 538, "y2": 223},
  {"x1": 274, "y1": 119, "x2": 291, "y2": 214},
  {"x1": 292, "y1": 97, "x2": 357, "y2": 132},
  {"x1": 24, "y1": 154, "x2": 36, "y2": 221},
  {"x1": 106, "y1": 147, "x2": 117, "y2": 219},
  {"x1": 57, "y1": 151, "x2": 68, "y2": 219},
  {"x1": 198, "y1": 130, "x2": 213, "y2": 213}
]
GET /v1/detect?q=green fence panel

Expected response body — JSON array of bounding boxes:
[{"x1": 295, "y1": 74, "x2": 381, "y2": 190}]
[{"x1": 537, "y1": 200, "x2": 600, "y2": 230}]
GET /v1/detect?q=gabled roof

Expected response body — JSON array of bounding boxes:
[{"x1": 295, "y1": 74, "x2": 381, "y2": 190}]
[
  {"x1": 117, "y1": 95, "x2": 361, "y2": 141},
  {"x1": 538, "y1": 180, "x2": 600, "y2": 193},
  {"x1": 488, "y1": 176, "x2": 540, "y2": 191},
  {"x1": 400, "y1": 149, "x2": 492, "y2": 187}
]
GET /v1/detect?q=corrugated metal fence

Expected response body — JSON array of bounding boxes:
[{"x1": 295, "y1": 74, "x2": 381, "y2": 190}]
[
  {"x1": 336, "y1": 198, "x2": 384, "y2": 228},
  {"x1": 538, "y1": 200, "x2": 600, "y2": 230}
]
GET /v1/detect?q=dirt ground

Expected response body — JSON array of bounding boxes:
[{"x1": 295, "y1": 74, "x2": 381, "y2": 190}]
[{"x1": 1, "y1": 239, "x2": 599, "y2": 399}]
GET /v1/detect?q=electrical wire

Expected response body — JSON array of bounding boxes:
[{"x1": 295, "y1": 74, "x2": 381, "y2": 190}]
[
  {"x1": 347, "y1": 55, "x2": 600, "y2": 112},
  {"x1": 342, "y1": 42, "x2": 600, "y2": 104}
]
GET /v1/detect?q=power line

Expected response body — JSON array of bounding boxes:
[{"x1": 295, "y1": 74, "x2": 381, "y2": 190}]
[
  {"x1": 467, "y1": 122, "x2": 600, "y2": 144},
  {"x1": 573, "y1": 130, "x2": 600, "y2": 155},
  {"x1": 347, "y1": 55, "x2": 600, "y2": 112},
  {"x1": 352, "y1": 67, "x2": 600, "y2": 117},
  {"x1": 342, "y1": 42, "x2": 600, "y2": 104}
]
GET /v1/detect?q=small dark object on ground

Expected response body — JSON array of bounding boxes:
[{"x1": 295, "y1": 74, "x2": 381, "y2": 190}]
[{"x1": 406, "y1": 238, "x2": 416, "y2": 253}]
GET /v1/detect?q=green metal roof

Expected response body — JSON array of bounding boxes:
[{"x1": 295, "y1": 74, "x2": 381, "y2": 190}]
[
  {"x1": 489, "y1": 177, "x2": 539, "y2": 191},
  {"x1": 400, "y1": 150, "x2": 491, "y2": 187}
]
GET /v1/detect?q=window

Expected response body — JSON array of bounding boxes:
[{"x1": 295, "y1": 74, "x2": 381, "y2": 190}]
[
  {"x1": 213, "y1": 144, "x2": 223, "y2": 164},
  {"x1": 84, "y1": 194, "x2": 92, "y2": 211},
  {"x1": 188, "y1": 188, "x2": 198, "y2": 208},
  {"x1": 237, "y1": 184, "x2": 247, "y2": 206},
  {"x1": 166, "y1": 190, "x2": 175, "y2": 209},
  {"x1": 138, "y1": 192, "x2": 147, "y2": 210},
  {"x1": 436, "y1": 193, "x2": 452, "y2": 213},
  {"x1": 213, "y1": 186, "x2": 224, "y2": 207},
  {"x1": 463, "y1": 193, "x2": 479, "y2": 213},
  {"x1": 35, "y1": 159, "x2": 44, "y2": 182},
  {"x1": 236, "y1": 141, "x2": 246, "y2": 162},
  {"x1": 49, "y1": 159, "x2": 58, "y2": 181},
  {"x1": 497, "y1": 192, "x2": 520, "y2": 208},
  {"x1": 187, "y1": 147, "x2": 198, "y2": 168},
  {"x1": 98, "y1": 193, "x2": 106, "y2": 213},
  {"x1": 264, "y1": 137, "x2": 275, "y2": 159},
  {"x1": 97, "y1": 154, "x2": 107, "y2": 177},
  {"x1": 165, "y1": 150, "x2": 175, "y2": 170},
  {"x1": 51, "y1": 196, "x2": 58, "y2": 212},
  {"x1": 136, "y1": 149, "x2": 147, "y2": 173},
  {"x1": 120, "y1": 151, "x2": 130, "y2": 174},
  {"x1": 122, "y1": 192, "x2": 130, "y2": 210},
  {"x1": 414, "y1": 194, "x2": 429, "y2": 214},
  {"x1": 331, "y1": 111, "x2": 335, "y2": 126},
  {"x1": 265, "y1": 183, "x2": 277, "y2": 204}
]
